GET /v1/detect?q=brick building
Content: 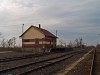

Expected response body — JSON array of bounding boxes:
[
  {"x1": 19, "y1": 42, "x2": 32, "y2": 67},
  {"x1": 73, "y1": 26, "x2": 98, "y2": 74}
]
[{"x1": 19, "y1": 25, "x2": 57, "y2": 49}]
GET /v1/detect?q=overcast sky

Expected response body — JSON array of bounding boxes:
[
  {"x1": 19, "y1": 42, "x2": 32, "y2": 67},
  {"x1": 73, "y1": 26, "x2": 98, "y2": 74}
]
[{"x1": 0, "y1": 0, "x2": 100, "y2": 46}]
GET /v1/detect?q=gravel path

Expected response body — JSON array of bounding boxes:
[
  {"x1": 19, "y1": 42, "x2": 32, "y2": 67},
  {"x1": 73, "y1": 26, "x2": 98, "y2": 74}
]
[
  {"x1": 24, "y1": 50, "x2": 89, "y2": 75},
  {"x1": 93, "y1": 48, "x2": 100, "y2": 75},
  {"x1": 65, "y1": 49, "x2": 94, "y2": 75}
]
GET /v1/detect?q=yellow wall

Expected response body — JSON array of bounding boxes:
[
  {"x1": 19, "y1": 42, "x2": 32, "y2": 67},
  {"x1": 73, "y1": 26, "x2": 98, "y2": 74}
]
[
  {"x1": 23, "y1": 41, "x2": 51, "y2": 45},
  {"x1": 43, "y1": 41, "x2": 50, "y2": 44},
  {"x1": 22, "y1": 27, "x2": 45, "y2": 39},
  {"x1": 23, "y1": 42, "x2": 35, "y2": 44}
]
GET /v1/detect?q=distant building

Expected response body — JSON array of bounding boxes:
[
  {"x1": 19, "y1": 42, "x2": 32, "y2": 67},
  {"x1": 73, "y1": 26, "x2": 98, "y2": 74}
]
[{"x1": 19, "y1": 25, "x2": 57, "y2": 49}]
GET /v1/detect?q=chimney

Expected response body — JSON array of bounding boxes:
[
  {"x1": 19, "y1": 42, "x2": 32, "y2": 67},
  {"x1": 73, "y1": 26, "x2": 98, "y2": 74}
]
[{"x1": 39, "y1": 24, "x2": 41, "y2": 28}]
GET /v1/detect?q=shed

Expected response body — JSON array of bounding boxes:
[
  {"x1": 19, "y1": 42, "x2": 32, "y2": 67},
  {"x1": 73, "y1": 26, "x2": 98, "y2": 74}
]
[{"x1": 19, "y1": 25, "x2": 57, "y2": 49}]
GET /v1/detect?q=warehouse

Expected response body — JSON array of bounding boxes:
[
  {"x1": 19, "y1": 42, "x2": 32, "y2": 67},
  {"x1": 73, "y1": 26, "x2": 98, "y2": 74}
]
[{"x1": 20, "y1": 25, "x2": 57, "y2": 50}]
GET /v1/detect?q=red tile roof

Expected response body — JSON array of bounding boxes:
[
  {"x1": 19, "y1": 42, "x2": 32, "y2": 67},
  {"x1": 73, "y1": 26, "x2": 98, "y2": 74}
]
[{"x1": 20, "y1": 25, "x2": 57, "y2": 38}]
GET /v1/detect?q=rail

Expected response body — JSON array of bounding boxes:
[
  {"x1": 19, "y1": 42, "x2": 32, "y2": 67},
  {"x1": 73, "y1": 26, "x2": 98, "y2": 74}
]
[
  {"x1": 90, "y1": 48, "x2": 96, "y2": 75},
  {"x1": 0, "y1": 54, "x2": 73, "y2": 75},
  {"x1": 0, "y1": 49, "x2": 88, "y2": 75}
]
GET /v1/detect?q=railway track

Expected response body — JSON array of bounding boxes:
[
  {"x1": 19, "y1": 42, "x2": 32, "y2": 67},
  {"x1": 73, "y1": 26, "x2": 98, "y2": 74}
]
[
  {"x1": 0, "y1": 49, "x2": 85, "y2": 62},
  {"x1": 89, "y1": 49, "x2": 95, "y2": 75},
  {"x1": 0, "y1": 54, "x2": 73, "y2": 75},
  {"x1": 91, "y1": 48, "x2": 100, "y2": 75},
  {"x1": 0, "y1": 49, "x2": 89, "y2": 75},
  {"x1": 85, "y1": 48, "x2": 97, "y2": 75},
  {"x1": 0, "y1": 53, "x2": 53, "y2": 62},
  {"x1": 63, "y1": 48, "x2": 96, "y2": 75},
  {"x1": 0, "y1": 51, "x2": 79, "y2": 72}
]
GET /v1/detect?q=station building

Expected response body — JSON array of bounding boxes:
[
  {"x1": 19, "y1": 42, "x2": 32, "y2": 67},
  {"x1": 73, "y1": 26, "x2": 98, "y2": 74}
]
[{"x1": 19, "y1": 25, "x2": 57, "y2": 49}]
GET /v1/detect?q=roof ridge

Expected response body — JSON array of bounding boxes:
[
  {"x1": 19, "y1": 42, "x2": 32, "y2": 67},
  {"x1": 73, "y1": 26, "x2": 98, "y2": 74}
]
[{"x1": 20, "y1": 25, "x2": 57, "y2": 38}]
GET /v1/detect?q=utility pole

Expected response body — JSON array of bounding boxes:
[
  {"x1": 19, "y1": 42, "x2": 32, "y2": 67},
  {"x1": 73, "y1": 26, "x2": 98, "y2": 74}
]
[
  {"x1": 22, "y1": 24, "x2": 24, "y2": 34},
  {"x1": 80, "y1": 37, "x2": 83, "y2": 49},
  {"x1": 22, "y1": 24, "x2": 24, "y2": 49}
]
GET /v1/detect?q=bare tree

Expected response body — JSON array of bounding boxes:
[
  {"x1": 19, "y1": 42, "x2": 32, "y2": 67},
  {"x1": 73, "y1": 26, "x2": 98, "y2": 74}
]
[
  {"x1": 7, "y1": 37, "x2": 16, "y2": 47},
  {"x1": 67, "y1": 41, "x2": 73, "y2": 48},
  {"x1": 12, "y1": 37, "x2": 16, "y2": 47},
  {"x1": 59, "y1": 39, "x2": 63, "y2": 47},
  {"x1": 67, "y1": 37, "x2": 84, "y2": 48},
  {"x1": 59, "y1": 39, "x2": 67, "y2": 47},
  {"x1": 75, "y1": 39, "x2": 79, "y2": 47},
  {"x1": 74, "y1": 37, "x2": 84, "y2": 48},
  {"x1": 1, "y1": 39, "x2": 6, "y2": 48},
  {"x1": 7, "y1": 39, "x2": 13, "y2": 47}
]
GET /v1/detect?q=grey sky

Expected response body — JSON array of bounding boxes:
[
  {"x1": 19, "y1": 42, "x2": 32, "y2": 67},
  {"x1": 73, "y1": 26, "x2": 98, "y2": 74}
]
[{"x1": 0, "y1": 0, "x2": 100, "y2": 46}]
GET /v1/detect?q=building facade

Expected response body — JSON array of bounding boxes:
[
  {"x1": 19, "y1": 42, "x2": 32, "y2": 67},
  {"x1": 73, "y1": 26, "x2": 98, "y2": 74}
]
[{"x1": 20, "y1": 25, "x2": 57, "y2": 49}]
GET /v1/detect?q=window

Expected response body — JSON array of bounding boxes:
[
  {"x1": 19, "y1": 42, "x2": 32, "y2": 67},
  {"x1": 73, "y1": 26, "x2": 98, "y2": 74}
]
[
  {"x1": 35, "y1": 38, "x2": 39, "y2": 44},
  {"x1": 22, "y1": 39, "x2": 30, "y2": 42}
]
